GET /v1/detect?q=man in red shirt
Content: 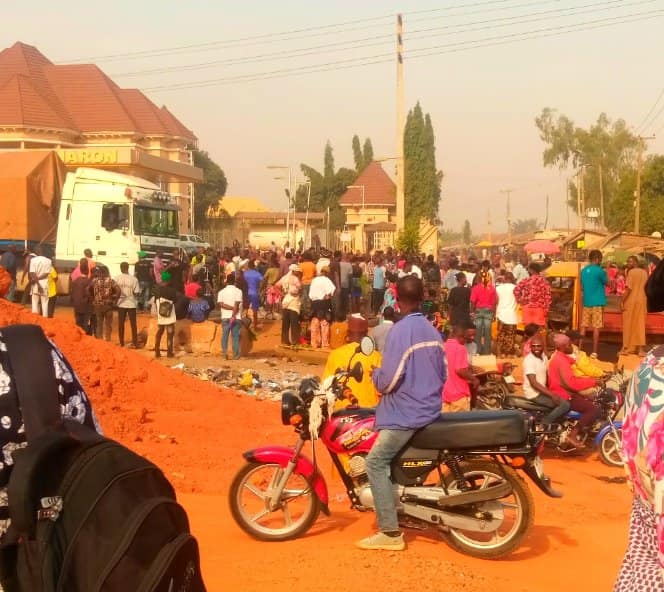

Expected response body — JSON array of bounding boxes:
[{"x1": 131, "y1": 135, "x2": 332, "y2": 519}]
[
  {"x1": 547, "y1": 333, "x2": 601, "y2": 448},
  {"x1": 442, "y1": 322, "x2": 480, "y2": 412}
]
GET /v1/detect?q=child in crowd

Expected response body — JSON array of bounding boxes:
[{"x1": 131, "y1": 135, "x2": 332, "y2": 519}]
[
  {"x1": 329, "y1": 312, "x2": 349, "y2": 350},
  {"x1": 187, "y1": 287, "x2": 211, "y2": 323}
]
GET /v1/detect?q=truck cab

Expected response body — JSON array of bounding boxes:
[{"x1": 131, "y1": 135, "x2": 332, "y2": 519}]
[{"x1": 55, "y1": 167, "x2": 181, "y2": 279}]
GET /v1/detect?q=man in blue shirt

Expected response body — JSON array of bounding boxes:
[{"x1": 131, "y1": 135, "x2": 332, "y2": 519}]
[
  {"x1": 356, "y1": 275, "x2": 446, "y2": 551},
  {"x1": 580, "y1": 249, "x2": 608, "y2": 356},
  {"x1": 243, "y1": 260, "x2": 263, "y2": 329},
  {"x1": 371, "y1": 257, "x2": 386, "y2": 315}
]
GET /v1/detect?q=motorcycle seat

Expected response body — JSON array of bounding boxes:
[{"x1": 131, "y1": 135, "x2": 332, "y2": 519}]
[
  {"x1": 410, "y1": 410, "x2": 528, "y2": 450},
  {"x1": 331, "y1": 407, "x2": 376, "y2": 419},
  {"x1": 504, "y1": 395, "x2": 553, "y2": 412}
]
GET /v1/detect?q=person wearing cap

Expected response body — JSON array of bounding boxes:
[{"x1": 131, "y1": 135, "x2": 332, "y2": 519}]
[
  {"x1": 322, "y1": 314, "x2": 381, "y2": 408},
  {"x1": 280, "y1": 264, "x2": 303, "y2": 346},
  {"x1": 134, "y1": 251, "x2": 153, "y2": 312},
  {"x1": 309, "y1": 267, "x2": 336, "y2": 348},
  {"x1": 547, "y1": 333, "x2": 601, "y2": 448},
  {"x1": 155, "y1": 270, "x2": 178, "y2": 357}
]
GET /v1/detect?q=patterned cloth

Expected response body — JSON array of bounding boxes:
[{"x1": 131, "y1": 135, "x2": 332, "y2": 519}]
[
  {"x1": 615, "y1": 346, "x2": 664, "y2": 590},
  {"x1": 513, "y1": 274, "x2": 552, "y2": 310},
  {"x1": 0, "y1": 329, "x2": 101, "y2": 540}
]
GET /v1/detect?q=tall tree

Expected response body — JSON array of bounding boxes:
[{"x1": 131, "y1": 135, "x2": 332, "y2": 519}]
[
  {"x1": 462, "y1": 219, "x2": 472, "y2": 245},
  {"x1": 535, "y1": 109, "x2": 640, "y2": 230},
  {"x1": 192, "y1": 149, "x2": 228, "y2": 229},
  {"x1": 298, "y1": 142, "x2": 356, "y2": 230},
  {"x1": 362, "y1": 137, "x2": 374, "y2": 168},
  {"x1": 352, "y1": 135, "x2": 363, "y2": 172},
  {"x1": 404, "y1": 102, "x2": 443, "y2": 223}
]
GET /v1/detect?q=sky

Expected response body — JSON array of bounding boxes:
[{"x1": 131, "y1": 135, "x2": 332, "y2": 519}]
[{"x1": 5, "y1": 0, "x2": 664, "y2": 236}]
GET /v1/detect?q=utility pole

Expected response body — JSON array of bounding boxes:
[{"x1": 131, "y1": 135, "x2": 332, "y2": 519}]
[
  {"x1": 500, "y1": 188, "x2": 514, "y2": 246},
  {"x1": 544, "y1": 194, "x2": 549, "y2": 229},
  {"x1": 598, "y1": 162, "x2": 605, "y2": 230},
  {"x1": 395, "y1": 13, "x2": 405, "y2": 232},
  {"x1": 635, "y1": 135, "x2": 655, "y2": 235},
  {"x1": 577, "y1": 166, "x2": 585, "y2": 230},
  {"x1": 487, "y1": 209, "x2": 492, "y2": 245}
]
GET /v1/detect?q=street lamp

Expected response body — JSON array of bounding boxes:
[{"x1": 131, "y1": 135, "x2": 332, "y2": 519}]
[{"x1": 267, "y1": 165, "x2": 292, "y2": 247}]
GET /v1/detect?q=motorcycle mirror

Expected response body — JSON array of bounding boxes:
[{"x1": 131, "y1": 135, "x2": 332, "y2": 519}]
[
  {"x1": 350, "y1": 361, "x2": 363, "y2": 383},
  {"x1": 359, "y1": 336, "x2": 375, "y2": 357}
]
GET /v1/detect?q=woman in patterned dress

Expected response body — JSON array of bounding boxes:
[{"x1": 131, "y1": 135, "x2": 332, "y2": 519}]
[{"x1": 615, "y1": 346, "x2": 664, "y2": 591}]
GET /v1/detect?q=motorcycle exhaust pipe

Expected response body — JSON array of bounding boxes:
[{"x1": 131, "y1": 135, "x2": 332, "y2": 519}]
[{"x1": 437, "y1": 480, "x2": 513, "y2": 507}]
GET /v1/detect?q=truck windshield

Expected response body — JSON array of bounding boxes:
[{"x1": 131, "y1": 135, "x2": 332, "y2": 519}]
[{"x1": 133, "y1": 205, "x2": 178, "y2": 238}]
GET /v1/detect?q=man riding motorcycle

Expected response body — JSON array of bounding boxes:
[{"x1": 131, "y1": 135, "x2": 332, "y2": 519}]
[
  {"x1": 521, "y1": 335, "x2": 570, "y2": 427},
  {"x1": 547, "y1": 333, "x2": 601, "y2": 449},
  {"x1": 357, "y1": 275, "x2": 446, "y2": 551}
]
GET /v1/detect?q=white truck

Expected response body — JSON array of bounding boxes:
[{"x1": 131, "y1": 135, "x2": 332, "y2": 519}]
[{"x1": 55, "y1": 167, "x2": 183, "y2": 278}]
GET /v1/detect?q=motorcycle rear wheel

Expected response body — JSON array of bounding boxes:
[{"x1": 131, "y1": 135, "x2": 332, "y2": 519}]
[
  {"x1": 475, "y1": 380, "x2": 509, "y2": 410},
  {"x1": 440, "y1": 460, "x2": 534, "y2": 559},
  {"x1": 598, "y1": 430, "x2": 624, "y2": 467},
  {"x1": 229, "y1": 462, "x2": 321, "y2": 541}
]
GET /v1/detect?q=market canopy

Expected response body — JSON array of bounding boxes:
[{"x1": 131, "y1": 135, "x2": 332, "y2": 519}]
[{"x1": 524, "y1": 239, "x2": 560, "y2": 254}]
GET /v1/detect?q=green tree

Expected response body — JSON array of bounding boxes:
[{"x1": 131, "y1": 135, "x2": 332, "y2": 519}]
[
  {"x1": 462, "y1": 219, "x2": 472, "y2": 245},
  {"x1": 535, "y1": 109, "x2": 640, "y2": 230},
  {"x1": 404, "y1": 102, "x2": 443, "y2": 223},
  {"x1": 298, "y1": 141, "x2": 356, "y2": 230},
  {"x1": 352, "y1": 135, "x2": 375, "y2": 172},
  {"x1": 511, "y1": 218, "x2": 540, "y2": 234},
  {"x1": 362, "y1": 137, "x2": 374, "y2": 168},
  {"x1": 609, "y1": 155, "x2": 664, "y2": 234},
  {"x1": 192, "y1": 149, "x2": 228, "y2": 229},
  {"x1": 395, "y1": 221, "x2": 420, "y2": 254}
]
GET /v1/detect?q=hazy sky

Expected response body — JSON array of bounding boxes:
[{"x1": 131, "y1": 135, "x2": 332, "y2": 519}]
[{"x1": 6, "y1": 0, "x2": 664, "y2": 235}]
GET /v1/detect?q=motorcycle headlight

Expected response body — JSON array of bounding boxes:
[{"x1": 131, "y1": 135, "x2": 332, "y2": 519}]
[{"x1": 281, "y1": 391, "x2": 303, "y2": 426}]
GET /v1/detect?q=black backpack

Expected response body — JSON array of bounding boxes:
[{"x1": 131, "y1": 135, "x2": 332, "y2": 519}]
[
  {"x1": 646, "y1": 259, "x2": 664, "y2": 313},
  {"x1": 0, "y1": 324, "x2": 206, "y2": 592}
]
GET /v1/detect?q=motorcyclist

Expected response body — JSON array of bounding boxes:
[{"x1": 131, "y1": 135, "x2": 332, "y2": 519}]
[
  {"x1": 521, "y1": 335, "x2": 571, "y2": 429},
  {"x1": 356, "y1": 275, "x2": 446, "y2": 551},
  {"x1": 547, "y1": 333, "x2": 601, "y2": 448}
]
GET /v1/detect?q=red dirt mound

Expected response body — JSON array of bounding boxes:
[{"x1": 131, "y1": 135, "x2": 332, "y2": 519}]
[{"x1": 0, "y1": 301, "x2": 286, "y2": 493}]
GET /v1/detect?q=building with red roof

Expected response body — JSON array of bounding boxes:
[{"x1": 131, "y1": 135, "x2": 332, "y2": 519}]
[
  {"x1": 338, "y1": 161, "x2": 396, "y2": 252},
  {"x1": 0, "y1": 42, "x2": 202, "y2": 231}
]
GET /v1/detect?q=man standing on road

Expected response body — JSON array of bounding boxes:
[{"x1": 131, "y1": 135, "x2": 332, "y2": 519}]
[
  {"x1": 621, "y1": 255, "x2": 648, "y2": 356},
  {"x1": 134, "y1": 251, "x2": 153, "y2": 312},
  {"x1": 580, "y1": 249, "x2": 607, "y2": 357},
  {"x1": 28, "y1": 249, "x2": 52, "y2": 317},
  {"x1": 357, "y1": 276, "x2": 446, "y2": 551},
  {"x1": 442, "y1": 322, "x2": 479, "y2": 412},
  {"x1": 218, "y1": 272, "x2": 243, "y2": 360},
  {"x1": 115, "y1": 261, "x2": 140, "y2": 348}
]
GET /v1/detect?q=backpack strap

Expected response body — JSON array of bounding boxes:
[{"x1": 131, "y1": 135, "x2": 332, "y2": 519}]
[{"x1": 0, "y1": 324, "x2": 63, "y2": 440}]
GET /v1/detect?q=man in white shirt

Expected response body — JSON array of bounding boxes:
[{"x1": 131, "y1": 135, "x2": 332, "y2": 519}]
[
  {"x1": 512, "y1": 256, "x2": 529, "y2": 285},
  {"x1": 217, "y1": 272, "x2": 244, "y2": 359},
  {"x1": 495, "y1": 272, "x2": 518, "y2": 357},
  {"x1": 309, "y1": 267, "x2": 336, "y2": 348},
  {"x1": 522, "y1": 336, "x2": 570, "y2": 426},
  {"x1": 28, "y1": 252, "x2": 53, "y2": 317},
  {"x1": 370, "y1": 306, "x2": 395, "y2": 352},
  {"x1": 114, "y1": 262, "x2": 140, "y2": 348}
]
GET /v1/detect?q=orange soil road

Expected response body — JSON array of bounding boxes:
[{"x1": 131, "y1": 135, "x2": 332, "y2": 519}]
[{"x1": 0, "y1": 301, "x2": 631, "y2": 591}]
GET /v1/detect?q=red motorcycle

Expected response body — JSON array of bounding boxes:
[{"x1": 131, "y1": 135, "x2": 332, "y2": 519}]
[{"x1": 229, "y1": 338, "x2": 561, "y2": 559}]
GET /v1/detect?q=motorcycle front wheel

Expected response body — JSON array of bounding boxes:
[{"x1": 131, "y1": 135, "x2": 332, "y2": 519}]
[
  {"x1": 229, "y1": 462, "x2": 321, "y2": 541},
  {"x1": 440, "y1": 460, "x2": 534, "y2": 559},
  {"x1": 598, "y1": 429, "x2": 624, "y2": 467}
]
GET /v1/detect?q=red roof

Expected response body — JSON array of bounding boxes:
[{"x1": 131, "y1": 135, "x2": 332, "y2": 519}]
[
  {"x1": 0, "y1": 42, "x2": 195, "y2": 140},
  {"x1": 339, "y1": 161, "x2": 396, "y2": 207}
]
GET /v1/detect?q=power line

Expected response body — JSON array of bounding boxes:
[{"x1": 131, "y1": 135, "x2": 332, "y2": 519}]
[
  {"x1": 636, "y1": 87, "x2": 664, "y2": 132},
  {"x1": 111, "y1": 0, "x2": 645, "y2": 78},
  {"x1": 640, "y1": 97, "x2": 664, "y2": 135},
  {"x1": 142, "y1": 9, "x2": 662, "y2": 92},
  {"x1": 59, "y1": 0, "x2": 547, "y2": 64}
]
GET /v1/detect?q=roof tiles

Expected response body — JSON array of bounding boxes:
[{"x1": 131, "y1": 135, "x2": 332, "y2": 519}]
[
  {"x1": 339, "y1": 161, "x2": 396, "y2": 207},
  {"x1": 0, "y1": 42, "x2": 195, "y2": 140}
]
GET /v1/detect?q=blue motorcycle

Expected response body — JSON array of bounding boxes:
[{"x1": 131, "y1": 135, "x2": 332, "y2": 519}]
[{"x1": 478, "y1": 373, "x2": 627, "y2": 468}]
